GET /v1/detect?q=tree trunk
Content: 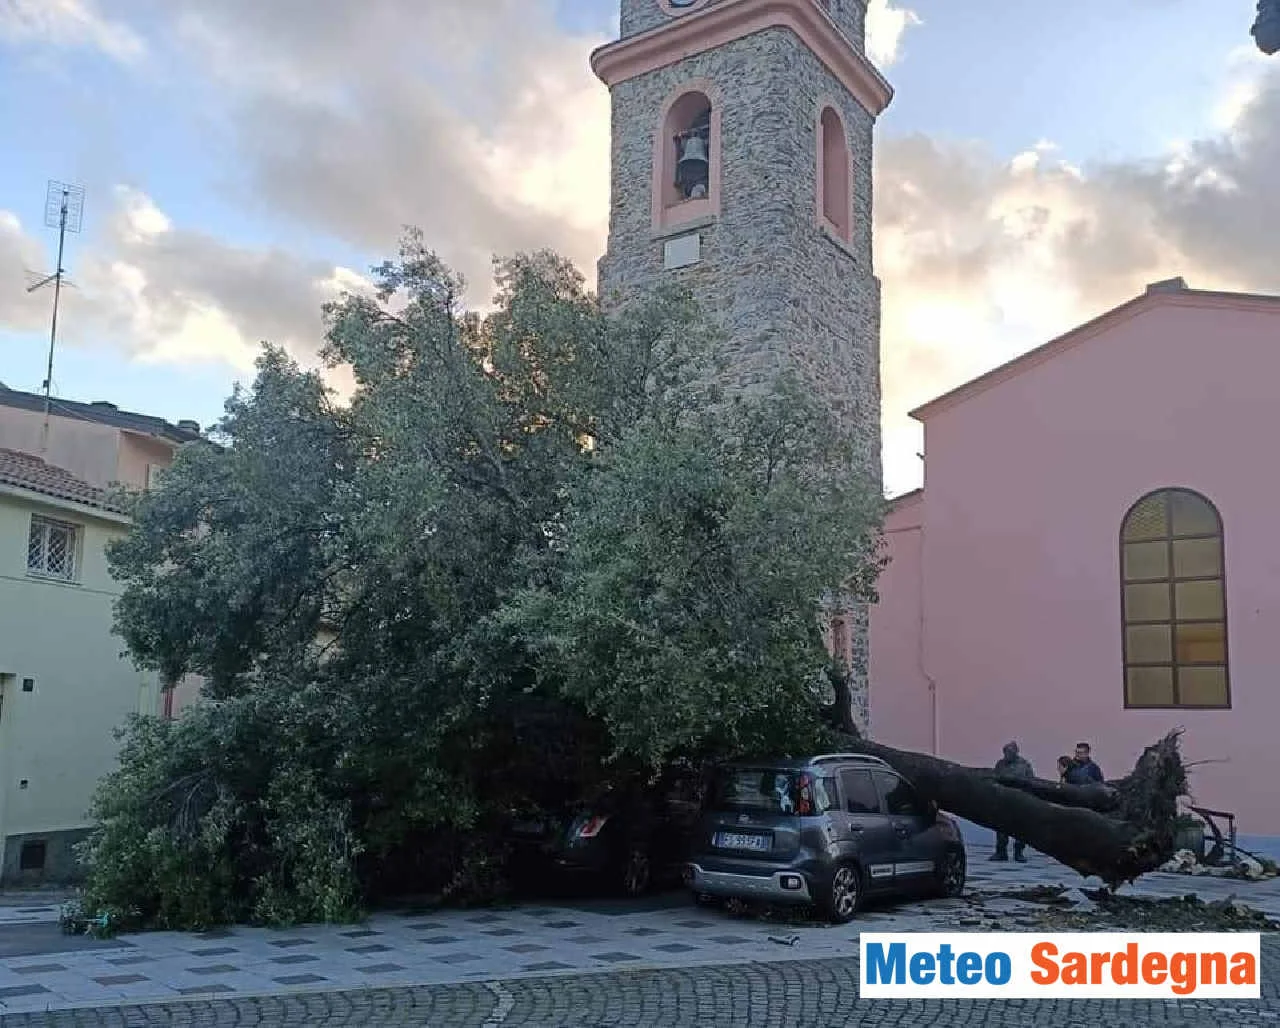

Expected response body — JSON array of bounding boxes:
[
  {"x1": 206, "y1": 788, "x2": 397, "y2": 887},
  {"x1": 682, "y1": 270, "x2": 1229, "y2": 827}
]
[
  {"x1": 822, "y1": 661, "x2": 860, "y2": 737},
  {"x1": 986, "y1": 775, "x2": 1120, "y2": 814},
  {"x1": 830, "y1": 730, "x2": 1188, "y2": 889}
]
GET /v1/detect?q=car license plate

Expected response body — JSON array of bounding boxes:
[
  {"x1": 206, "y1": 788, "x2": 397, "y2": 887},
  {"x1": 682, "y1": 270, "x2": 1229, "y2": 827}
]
[{"x1": 715, "y1": 832, "x2": 770, "y2": 851}]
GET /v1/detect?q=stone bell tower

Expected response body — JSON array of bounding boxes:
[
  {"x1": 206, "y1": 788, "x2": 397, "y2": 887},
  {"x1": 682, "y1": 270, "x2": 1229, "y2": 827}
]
[{"x1": 591, "y1": 0, "x2": 893, "y2": 729}]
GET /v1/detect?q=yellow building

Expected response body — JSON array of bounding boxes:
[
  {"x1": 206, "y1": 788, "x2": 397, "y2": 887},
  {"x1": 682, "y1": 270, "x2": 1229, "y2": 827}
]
[{"x1": 0, "y1": 387, "x2": 202, "y2": 882}]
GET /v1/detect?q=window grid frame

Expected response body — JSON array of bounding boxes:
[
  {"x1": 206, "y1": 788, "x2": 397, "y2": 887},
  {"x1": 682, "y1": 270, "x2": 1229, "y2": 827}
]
[
  {"x1": 1120, "y1": 488, "x2": 1230, "y2": 710},
  {"x1": 26, "y1": 515, "x2": 79, "y2": 582}
]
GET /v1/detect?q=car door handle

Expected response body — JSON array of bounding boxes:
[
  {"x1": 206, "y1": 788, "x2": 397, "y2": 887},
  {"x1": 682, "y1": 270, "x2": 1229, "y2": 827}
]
[{"x1": 893, "y1": 824, "x2": 910, "y2": 838}]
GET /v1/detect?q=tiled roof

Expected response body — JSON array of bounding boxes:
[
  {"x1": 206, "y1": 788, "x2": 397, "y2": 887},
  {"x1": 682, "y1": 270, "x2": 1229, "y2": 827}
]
[
  {"x1": 0, "y1": 386, "x2": 202, "y2": 444},
  {"x1": 0, "y1": 448, "x2": 127, "y2": 514}
]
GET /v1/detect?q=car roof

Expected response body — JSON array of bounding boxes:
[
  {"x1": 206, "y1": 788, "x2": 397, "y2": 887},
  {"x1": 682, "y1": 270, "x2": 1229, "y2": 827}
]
[{"x1": 718, "y1": 753, "x2": 896, "y2": 773}]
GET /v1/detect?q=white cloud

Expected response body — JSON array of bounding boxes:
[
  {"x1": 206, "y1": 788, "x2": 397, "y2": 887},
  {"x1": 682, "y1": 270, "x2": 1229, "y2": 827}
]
[
  {"x1": 3, "y1": 3, "x2": 1277, "y2": 505},
  {"x1": 875, "y1": 66, "x2": 1280, "y2": 495},
  {"x1": 0, "y1": 0, "x2": 145, "y2": 62},
  {"x1": 113, "y1": 186, "x2": 172, "y2": 242},
  {"x1": 1212, "y1": 44, "x2": 1272, "y2": 129},
  {"x1": 866, "y1": 0, "x2": 922, "y2": 68},
  {"x1": 139, "y1": 1, "x2": 611, "y2": 306},
  {"x1": 0, "y1": 211, "x2": 55, "y2": 335},
  {"x1": 1, "y1": 187, "x2": 371, "y2": 373}
]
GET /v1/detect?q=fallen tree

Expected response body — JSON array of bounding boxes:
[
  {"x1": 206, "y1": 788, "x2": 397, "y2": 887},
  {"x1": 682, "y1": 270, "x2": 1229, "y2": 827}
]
[
  {"x1": 985, "y1": 775, "x2": 1120, "y2": 814},
  {"x1": 85, "y1": 237, "x2": 1189, "y2": 929},
  {"x1": 829, "y1": 728, "x2": 1189, "y2": 889}
]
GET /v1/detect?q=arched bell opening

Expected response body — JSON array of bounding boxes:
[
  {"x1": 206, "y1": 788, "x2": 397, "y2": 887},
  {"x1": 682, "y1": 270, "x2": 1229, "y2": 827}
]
[{"x1": 653, "y1": 85, "x2": 720, "y2": 231}]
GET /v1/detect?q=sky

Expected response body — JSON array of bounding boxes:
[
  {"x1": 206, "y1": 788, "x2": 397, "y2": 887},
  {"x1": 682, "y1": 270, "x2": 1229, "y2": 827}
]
[{"x1": 0, "y1": 0, "x2": 1277, "y2": 497}]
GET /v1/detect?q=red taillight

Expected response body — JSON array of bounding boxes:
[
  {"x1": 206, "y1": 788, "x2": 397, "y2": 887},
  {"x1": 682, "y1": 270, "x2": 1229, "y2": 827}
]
[
  {"x1": 797, "y1": 774, "x2": 814, "y2": 816},
  {"x1": 576, "y1": 815, "x2": 609, "y2": 839}
]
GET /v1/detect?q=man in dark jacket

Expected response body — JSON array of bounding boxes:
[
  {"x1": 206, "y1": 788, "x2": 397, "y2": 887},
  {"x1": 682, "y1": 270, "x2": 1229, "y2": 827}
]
[
  {"x1": 991, "y1": 741, "x2": 1033, "y2": 862},
  {"x1": 1064, "y1": 742, "x2": 1104, "y2": 786}
]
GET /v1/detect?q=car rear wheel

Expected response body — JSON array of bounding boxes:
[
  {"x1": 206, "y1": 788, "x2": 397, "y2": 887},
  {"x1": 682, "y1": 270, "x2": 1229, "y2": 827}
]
[
  {"x1": 935, "y1": 849, "x2": 966, "y2": 898},
  {"x1": 822, "y1": 864, "x2": 862, "y2": 924},
  {"x1": 620, "y1": 846, "x2": 652, "y2": 897}
]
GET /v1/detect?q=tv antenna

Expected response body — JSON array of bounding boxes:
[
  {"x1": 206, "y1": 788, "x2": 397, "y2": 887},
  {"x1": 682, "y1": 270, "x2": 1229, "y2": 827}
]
[{"x1": 26, "y1": 180, "x2": 85, "y2": 454}]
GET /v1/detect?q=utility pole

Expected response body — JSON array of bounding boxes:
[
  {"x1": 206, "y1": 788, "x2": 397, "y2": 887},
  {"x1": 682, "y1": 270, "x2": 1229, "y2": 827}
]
[
  {"x1": 26, "y1": 180, "x2": 85, "y2": 454},
  {"x1": 1255, "y1": 0, "x2": 1280, "y2": 54}
]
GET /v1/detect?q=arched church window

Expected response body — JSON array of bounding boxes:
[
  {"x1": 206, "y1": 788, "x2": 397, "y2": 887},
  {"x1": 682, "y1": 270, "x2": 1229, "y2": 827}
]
[
  {"x1": 656, "y1": 87, "x2": 718, "y2": 230},
  {"x1": 1120, "y1": 488, "x2": 1230, "y2": 709},
  {"x1": 817, "y1": 105, "x2": 851, "y2": 241}
]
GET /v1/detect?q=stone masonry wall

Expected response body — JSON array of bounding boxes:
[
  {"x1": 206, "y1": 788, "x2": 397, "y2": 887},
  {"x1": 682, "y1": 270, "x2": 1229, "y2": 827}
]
[
  {"x1": 598, "y1": 18, "x2": 882, "y2": 720},
  {"x1": 598, "y1": 26, "x2": 880, "y2": 478},
  {"x1": 619, "y1": 0, "x2": 867, "y2": 56},
  {"x1": 825, "y1": 0, "x2": 868, "y2": 50},
  {"x1": 620, "y1": 0, "x2": 726, "y2": 39}
]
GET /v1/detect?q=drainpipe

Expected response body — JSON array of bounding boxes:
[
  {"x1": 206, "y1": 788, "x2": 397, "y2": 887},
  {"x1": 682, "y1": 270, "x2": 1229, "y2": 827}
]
[{"x1": 918, "y1": 525, "x2": 939, "y2": 756}]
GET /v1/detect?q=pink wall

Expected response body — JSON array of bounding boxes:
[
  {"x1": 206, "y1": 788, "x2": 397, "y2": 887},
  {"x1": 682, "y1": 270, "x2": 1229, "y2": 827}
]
[
  {"x1": 868, "y1": 492, "x2": 934, "y2": 754},
  {"x1": 870, "y1": 296, "x2": 1280, "y2": 835},
  {"x1": 116, "y1": 433, "x2": 176, "y2": 490},
  {"x1": 0, "y1": 407, "x2": 175, "y2": 489},
  {"x1": 0, "y1": 407, "x2": 119, "y2": 488}
]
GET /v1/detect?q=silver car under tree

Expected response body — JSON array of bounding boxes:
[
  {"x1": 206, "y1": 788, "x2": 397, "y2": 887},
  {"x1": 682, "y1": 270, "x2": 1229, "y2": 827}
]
[{"x1": 685, "y1": 753, "x2": 967, "y2": 923}]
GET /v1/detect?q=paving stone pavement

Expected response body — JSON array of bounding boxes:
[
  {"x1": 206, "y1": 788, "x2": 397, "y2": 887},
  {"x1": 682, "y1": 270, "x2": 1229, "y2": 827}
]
[
  {"x1": 0, "y1": 909, "x2": 62, "y2": 930},
  {"x1": 0, "y1": 951, "x2": 1278, "y2": 1027},
  {"x1": 0, "y1": 851, "x2": 1275, "y2": 1024}
]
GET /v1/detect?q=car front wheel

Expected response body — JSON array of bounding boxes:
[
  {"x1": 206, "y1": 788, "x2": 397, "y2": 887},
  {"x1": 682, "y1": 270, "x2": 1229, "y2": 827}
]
[
  {"x1": 822, "y1": 864, "x2": 862, "y2": 924},
  {"x1": 935, "y1": 849, "x2": 966, "y2": 898}
]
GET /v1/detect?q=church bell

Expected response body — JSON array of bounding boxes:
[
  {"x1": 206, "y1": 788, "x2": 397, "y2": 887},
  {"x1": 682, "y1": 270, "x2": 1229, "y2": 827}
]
[{"x1": 675, "y1": 131, "x2": 710, "y2": 199}]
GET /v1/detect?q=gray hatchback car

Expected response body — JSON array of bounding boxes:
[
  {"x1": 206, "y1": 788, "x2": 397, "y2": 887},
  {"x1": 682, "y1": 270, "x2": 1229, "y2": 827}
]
[{"x1": 684, "y1": 753, "x2": 966, "y2": 922}]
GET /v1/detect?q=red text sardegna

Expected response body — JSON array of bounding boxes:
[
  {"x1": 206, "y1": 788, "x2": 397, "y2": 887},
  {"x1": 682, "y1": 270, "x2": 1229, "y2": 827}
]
[
  {"x1": 860, "y1": 933, "x2": 1262, "y2": 1000},
  {"x1": 1030, "y1": 940, "x2": 1256, "y2": 994}
]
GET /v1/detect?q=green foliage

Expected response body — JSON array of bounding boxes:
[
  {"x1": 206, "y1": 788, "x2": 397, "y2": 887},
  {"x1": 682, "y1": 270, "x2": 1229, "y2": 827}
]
[
  {"x1": 76, "y1": 698, "x2": 364, "y2": 931},
  {"x1": 85, "y1": 231, "x2": 884, "y2": 929},
  {"x1": 501, "y1": 370, "x2": 881, "y2": 764}
]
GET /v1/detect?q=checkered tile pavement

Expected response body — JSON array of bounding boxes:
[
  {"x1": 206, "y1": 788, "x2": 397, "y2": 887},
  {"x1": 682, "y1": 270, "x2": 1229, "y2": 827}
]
[{"x1": 1, "y1": 851, "x2": 1277, "y2": 1014}]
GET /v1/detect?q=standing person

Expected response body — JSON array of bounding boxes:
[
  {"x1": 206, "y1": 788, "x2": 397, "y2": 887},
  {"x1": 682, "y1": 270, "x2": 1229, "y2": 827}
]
[
  {"x1": 1064, "y1": 742, "x2": 1104, "y2": 786},
  {"x1": 990, "y1": 742, "x2": 1034, "y2": 863}
]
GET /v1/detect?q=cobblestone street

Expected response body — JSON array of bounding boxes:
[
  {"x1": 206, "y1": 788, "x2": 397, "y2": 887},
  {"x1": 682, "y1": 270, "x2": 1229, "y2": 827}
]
[
  {"x1": 1, "y1": 946, "x2": 1279, "y2": 1027},
  {"x1": 2, "y1": 853, "x2": 1278, "y2": 1025}
]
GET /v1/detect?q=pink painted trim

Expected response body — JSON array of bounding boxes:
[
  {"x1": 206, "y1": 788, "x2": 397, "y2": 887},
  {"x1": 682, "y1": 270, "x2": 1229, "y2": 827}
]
[
  {"x1": 658, "y1": 0, "x2": 712, "y2": 14},
  {"x1": 592, "y1": 0, "x2": 893, "y2": 117},
  {"x1": 651, "y1": 78, "x2": 723, "y2": 233},
  {"x1": 909, "y1": 288, "x2": 1280, "y2": 422},
  {"x1": 815, "y1": 101, "x2": 851, "y2": 242}
]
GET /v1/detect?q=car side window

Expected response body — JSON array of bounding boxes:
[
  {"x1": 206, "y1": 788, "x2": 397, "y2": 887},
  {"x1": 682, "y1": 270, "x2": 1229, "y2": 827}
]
[
  {"x1": 839, "y1": 768, "x2": 881, "y2": 814},
  {"x1": 811, "y1": 775, "x2": 837, "y2": 814},
  {"x1": 872, "y1": 770, "x2": 923, "y2": 817}
]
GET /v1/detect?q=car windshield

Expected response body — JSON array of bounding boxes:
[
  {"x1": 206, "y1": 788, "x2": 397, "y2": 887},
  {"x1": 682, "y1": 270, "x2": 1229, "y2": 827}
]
[{"x1": 707, "y1": 768, "x2": 829, "y2": 816}]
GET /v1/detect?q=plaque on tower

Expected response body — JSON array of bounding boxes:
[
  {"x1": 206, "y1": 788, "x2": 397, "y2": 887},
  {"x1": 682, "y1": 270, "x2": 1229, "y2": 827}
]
[{"x1": 662, "y1": 231, "x2": 701, "y2": 270}]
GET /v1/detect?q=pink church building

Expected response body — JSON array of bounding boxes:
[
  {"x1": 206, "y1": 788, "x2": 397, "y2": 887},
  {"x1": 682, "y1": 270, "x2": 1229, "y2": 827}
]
[{"x1": 868, "y1": 279, "x2": 1280, "y2": 841}]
